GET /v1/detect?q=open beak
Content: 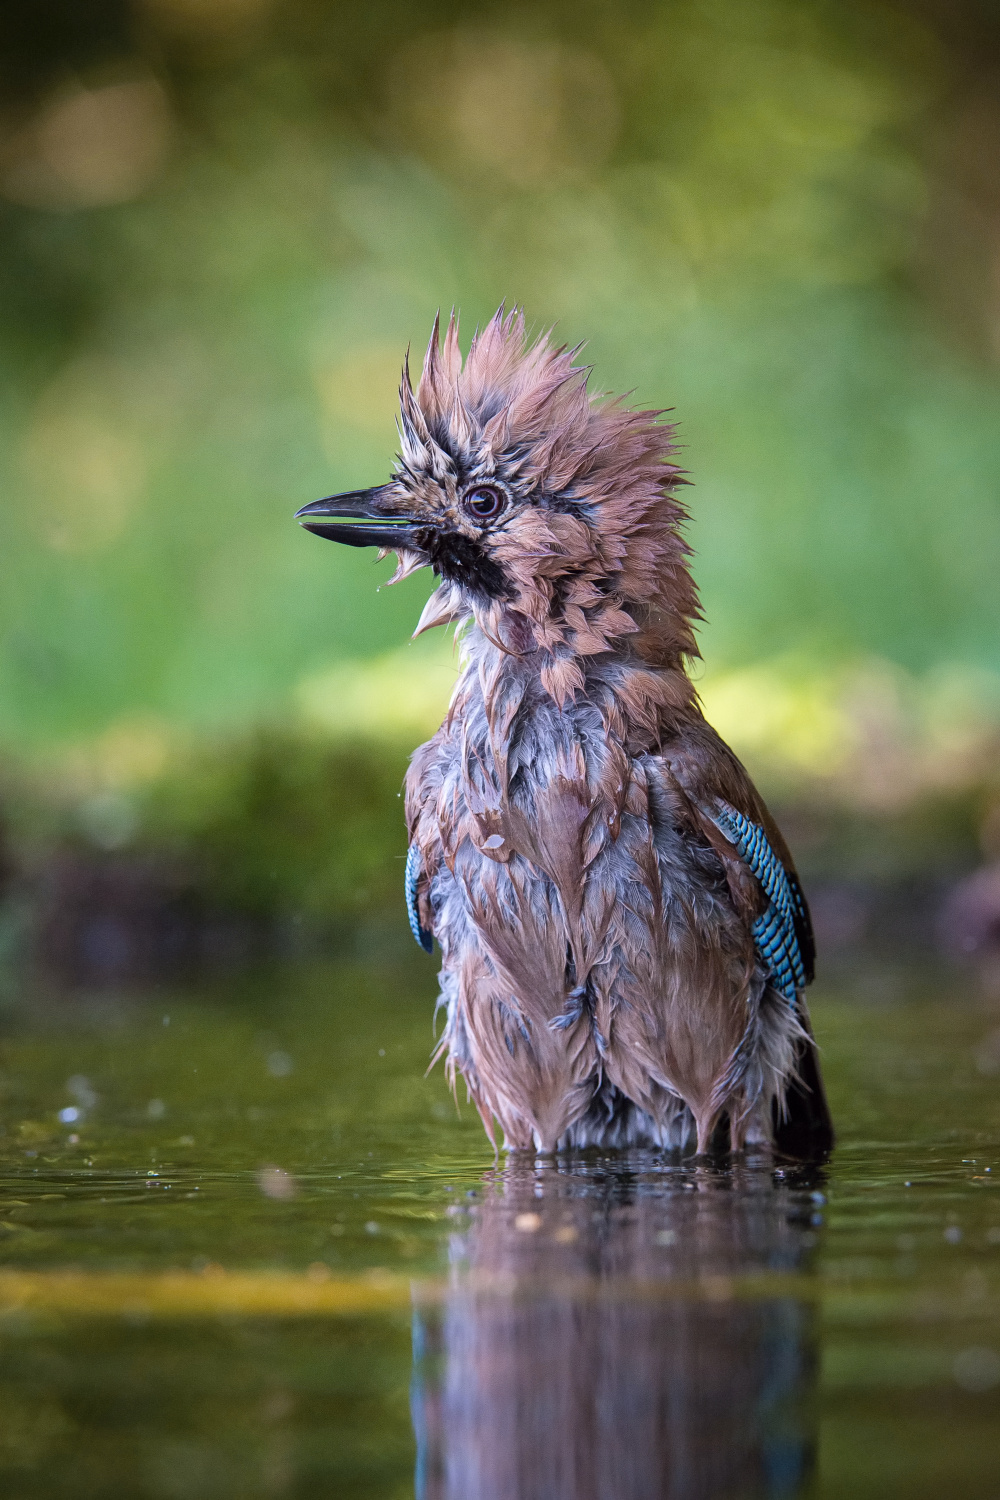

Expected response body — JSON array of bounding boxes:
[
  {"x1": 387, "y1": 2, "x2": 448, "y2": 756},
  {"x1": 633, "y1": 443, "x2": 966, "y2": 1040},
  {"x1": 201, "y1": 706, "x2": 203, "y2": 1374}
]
[{"x1": 294, "y1": 486, "x2": 421, "y2": 551}]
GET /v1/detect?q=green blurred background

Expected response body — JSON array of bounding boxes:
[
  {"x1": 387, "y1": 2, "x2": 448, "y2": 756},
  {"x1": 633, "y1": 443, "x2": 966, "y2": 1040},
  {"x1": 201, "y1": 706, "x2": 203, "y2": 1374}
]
[{"x1": 1, "y1": 0, "x2": 999, "y2": 971}]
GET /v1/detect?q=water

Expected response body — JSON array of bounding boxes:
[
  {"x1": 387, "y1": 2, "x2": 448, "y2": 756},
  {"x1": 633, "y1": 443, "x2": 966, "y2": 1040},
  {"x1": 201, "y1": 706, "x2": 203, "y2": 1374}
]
[{"x1": 0, "y1": 951, "x2": 998, "y2": 1498}]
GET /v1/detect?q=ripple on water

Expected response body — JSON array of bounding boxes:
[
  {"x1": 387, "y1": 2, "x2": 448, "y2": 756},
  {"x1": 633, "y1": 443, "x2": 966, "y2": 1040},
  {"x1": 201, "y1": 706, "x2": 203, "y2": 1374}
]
[{"x1": 0, "y1": 958, "x2": 997, "y2": 1497}]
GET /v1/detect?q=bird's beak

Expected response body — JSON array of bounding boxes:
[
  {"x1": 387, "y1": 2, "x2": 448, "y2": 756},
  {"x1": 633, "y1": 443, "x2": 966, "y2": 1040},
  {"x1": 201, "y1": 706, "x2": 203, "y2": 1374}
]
[{"x1": 294, "y1": 485, "x2": 421, "y2": 550}]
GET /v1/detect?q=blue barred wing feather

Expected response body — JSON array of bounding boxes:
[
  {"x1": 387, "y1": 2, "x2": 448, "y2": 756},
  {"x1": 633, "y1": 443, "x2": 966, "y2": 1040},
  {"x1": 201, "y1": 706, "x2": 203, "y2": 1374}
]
[
  {"x1": 405, "y1": 843, "x2": 434, "y2": 954},
  {"x1": 707, "y1": 802, "x2": 811, "y2": 1002}
]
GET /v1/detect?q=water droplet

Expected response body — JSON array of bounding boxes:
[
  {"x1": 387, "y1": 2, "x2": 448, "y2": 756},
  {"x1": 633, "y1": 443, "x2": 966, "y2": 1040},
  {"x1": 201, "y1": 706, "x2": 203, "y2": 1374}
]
[
  {"x1": 67, "y1": 1076, "x2": 97, "y2": 1110},
  {"x1": 257, "y1": 1166, "x2": 297, "y2": 1200}
]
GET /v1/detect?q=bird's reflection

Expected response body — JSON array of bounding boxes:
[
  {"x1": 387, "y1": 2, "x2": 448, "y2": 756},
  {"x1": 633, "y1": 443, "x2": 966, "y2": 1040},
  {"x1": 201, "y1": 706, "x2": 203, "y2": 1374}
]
[{"x1": 412, "y1": 1156, "x2": 822, "y2": 1500}]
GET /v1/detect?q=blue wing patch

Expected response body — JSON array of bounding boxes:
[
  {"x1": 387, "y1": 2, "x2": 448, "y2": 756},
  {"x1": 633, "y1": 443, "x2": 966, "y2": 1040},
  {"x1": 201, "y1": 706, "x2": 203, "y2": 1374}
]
[
  {"x1": 405, "y1": 844, "x2": 434, "y2": 954},
  {"x1": 707, "y1": 802, "x2": 806, "y2": 1004}
]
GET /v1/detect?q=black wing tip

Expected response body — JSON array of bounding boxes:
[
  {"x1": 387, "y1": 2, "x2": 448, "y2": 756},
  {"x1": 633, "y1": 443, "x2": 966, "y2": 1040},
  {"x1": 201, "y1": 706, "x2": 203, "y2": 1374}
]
[{"x1": 772, "y1": 1032, "x2": 835, "y2": 1161}]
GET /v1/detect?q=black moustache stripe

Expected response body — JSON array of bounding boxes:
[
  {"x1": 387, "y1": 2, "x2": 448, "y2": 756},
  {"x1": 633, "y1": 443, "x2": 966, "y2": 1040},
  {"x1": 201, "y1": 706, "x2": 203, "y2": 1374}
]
[{"x1": 417, "y1": 529, "x2": 511, "y2": 601}]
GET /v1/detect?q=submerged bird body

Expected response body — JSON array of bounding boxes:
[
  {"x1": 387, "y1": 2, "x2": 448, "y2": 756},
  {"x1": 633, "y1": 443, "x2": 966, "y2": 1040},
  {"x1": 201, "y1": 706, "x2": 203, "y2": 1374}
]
[{"x1": 297, "y1": 309, "x2": 832, "y2": 1156}]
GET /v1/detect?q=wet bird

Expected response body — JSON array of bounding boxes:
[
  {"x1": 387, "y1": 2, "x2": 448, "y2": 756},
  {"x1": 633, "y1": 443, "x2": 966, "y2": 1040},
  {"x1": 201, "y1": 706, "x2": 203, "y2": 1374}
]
[{"x1": 296, "y1": 308, "x2": 833, "y2": 1157}]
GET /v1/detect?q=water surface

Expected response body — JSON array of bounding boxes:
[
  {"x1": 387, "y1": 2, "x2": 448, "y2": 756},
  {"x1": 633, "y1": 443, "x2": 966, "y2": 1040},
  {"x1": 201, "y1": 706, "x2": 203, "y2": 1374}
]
[{"x1": 0, "y1": 952, "x2": 998, "y2": 1498}]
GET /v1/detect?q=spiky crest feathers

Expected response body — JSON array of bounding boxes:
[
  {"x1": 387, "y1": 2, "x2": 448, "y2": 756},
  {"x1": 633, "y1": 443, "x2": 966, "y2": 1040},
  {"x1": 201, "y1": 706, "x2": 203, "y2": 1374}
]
[{"x1": 393, "y1": 306, "x2": 701, "y2": 706}]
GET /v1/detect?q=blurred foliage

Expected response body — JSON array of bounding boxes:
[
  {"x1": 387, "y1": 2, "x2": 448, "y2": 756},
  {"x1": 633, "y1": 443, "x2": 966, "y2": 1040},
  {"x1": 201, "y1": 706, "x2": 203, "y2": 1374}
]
[
  {"x1": 138, "y1": 733, "x2": 411, "y2": 921},
  {"x1": 2, "y1": 733, "x2": 412, "y2": 935},
  {"x1": 0, "y1": 0, "x2": 1000, "y2": 756}
]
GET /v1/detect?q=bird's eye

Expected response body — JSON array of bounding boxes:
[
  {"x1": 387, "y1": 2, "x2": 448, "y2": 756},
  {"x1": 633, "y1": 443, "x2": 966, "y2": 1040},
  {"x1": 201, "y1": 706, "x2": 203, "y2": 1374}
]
[{"x1": 461, "y1": 485, "x2": 504, "y2": 522}]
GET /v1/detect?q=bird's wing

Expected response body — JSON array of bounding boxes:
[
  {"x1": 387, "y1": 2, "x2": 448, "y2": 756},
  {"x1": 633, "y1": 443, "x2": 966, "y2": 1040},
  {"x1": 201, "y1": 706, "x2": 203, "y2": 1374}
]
[
  {"x1": 655, "y1": 719, "x2": 814, "y2": 994},
  {"x1": 653, "y1": 720, "x2": 832, "y2": 1155},
  {"x1": 405, "y1": 843, "x2": 434, "y2": 954}
]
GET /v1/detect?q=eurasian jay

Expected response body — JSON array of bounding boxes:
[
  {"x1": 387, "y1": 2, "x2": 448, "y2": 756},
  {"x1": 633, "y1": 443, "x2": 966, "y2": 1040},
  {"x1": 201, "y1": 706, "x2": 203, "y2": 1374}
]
[{"x1": 297, "y1": 308, "x2": 832, "y2": 1157}]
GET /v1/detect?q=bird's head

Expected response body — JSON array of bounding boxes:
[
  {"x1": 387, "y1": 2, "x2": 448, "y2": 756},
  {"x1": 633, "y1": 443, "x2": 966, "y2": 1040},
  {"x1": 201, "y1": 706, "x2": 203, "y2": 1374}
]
[{"x1": 296, "y1": 307, "x2": 700, "y2": 705}]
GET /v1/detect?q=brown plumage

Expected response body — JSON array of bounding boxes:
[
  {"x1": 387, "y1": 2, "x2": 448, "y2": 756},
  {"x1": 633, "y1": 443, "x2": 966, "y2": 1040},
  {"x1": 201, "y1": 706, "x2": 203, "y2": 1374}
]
[{"x1": 296, "y1": 307, "x2": 833, "y2": 1157}]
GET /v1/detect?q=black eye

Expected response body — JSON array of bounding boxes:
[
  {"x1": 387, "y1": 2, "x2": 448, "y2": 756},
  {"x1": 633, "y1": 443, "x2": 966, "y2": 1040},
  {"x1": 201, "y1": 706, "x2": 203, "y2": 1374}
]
[{"x1": 462, "y1": 485, "x2": 504, "y2": 522}]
